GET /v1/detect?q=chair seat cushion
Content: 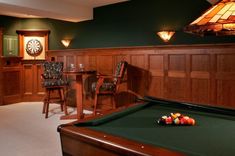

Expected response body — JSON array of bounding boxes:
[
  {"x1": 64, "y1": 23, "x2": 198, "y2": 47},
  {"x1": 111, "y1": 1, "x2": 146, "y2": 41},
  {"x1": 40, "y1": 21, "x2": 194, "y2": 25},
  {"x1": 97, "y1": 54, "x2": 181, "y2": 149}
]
[
  {"x1": 42, "y1": 79, "x2": 68, "y2": 87},
  {"x1": 92, "y1": 82, "x2": 116, "y2": 92}
]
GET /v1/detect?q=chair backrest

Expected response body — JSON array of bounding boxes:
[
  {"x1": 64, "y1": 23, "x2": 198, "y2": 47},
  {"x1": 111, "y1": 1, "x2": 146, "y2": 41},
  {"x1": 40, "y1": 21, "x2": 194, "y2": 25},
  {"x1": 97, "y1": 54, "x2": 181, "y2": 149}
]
[
  {"x1": 42, "y1": 61, "x2": 64, "y2": 79},
  {"x1": 113, "y1": 61, "x2": 128, "y2": 84}
]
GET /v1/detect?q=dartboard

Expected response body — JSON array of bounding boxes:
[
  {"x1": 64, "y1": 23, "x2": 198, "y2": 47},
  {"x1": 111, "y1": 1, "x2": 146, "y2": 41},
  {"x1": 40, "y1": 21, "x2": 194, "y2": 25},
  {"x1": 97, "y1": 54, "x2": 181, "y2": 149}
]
[{"x1": 26, "y1": 39, "x2": 43, "y2": 56}]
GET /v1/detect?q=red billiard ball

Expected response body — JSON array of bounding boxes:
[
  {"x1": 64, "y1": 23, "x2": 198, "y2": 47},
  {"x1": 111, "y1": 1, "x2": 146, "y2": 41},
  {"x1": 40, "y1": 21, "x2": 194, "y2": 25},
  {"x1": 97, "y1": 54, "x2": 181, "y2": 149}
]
[
  {"x1": 180, "y1": 118, "x2": 188, "y2": 125},
  {"x1": 187, "y1": 118, "x2": 196, "y2": 125},
  {"x1": 165, "y1": 116, "x2": 173, "y2": 124}
]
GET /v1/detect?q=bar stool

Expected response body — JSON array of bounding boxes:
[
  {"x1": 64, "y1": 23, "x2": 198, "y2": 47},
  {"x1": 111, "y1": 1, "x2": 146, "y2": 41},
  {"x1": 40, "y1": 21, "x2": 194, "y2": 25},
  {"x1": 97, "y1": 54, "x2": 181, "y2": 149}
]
[{"x1": 41, "y1": 61, "x2": 68, "y2": 118}]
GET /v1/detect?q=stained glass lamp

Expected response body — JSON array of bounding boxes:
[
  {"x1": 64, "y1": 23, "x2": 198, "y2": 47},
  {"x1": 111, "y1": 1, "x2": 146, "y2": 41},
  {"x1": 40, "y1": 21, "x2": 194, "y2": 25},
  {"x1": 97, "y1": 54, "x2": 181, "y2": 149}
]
[{"x1": 184, "y1": 0, "x2": 235, "y2": 36}]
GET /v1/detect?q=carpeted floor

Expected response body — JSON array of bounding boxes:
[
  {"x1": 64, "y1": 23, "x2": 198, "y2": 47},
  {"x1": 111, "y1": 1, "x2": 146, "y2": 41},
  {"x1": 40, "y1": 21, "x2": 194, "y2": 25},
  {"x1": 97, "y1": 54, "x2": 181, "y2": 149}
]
[{"x1": 0, "y1": 102, "x2": 77, "y2": 156}]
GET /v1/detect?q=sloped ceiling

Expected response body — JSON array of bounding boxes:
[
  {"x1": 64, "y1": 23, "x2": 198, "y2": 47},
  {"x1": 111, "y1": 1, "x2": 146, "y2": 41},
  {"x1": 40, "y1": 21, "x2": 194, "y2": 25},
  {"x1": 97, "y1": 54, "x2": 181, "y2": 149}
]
[{"x1": 0, "y1": 0, "x2": 128, "y2": 22}]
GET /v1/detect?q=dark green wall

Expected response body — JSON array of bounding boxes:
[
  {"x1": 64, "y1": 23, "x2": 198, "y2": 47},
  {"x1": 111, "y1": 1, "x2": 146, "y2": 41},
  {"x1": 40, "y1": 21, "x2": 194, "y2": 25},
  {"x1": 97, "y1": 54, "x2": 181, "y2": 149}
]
[
  {"x1": 1, "y1": 0, "x2": 235, "y2": 50},
  {"x1": 0, "y1": 16, "x2": 78, "y2": 50}
]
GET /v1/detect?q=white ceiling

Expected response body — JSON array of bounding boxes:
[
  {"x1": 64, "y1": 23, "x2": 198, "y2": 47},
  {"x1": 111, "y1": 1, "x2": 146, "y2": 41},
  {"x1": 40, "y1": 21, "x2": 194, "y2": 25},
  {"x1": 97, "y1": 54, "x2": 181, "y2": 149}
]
[
  {"x1": 0, "y1": 0, "x2": 128, "y2": 22},
  {"x1": 0, "y1": 0, "x2": 220, "y2": 23}
]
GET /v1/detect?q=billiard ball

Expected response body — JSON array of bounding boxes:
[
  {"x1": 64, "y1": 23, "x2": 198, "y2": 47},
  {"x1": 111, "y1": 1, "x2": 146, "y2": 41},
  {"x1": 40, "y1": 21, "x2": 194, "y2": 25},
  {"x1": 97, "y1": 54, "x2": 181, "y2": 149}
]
[
  {"x1": 157, "y1": 116, "x2": 167, "y2": 125},
  {"x1": 188, "y1": 118, "x2": 196, "y2": 125},
  {"x1": 175, "y1": 113, "x2": 181, "y2": 117},
  {"x1": 180, "y1": 118, "x2": 188, "y2": 125},
  {"x1": 174, "y1": 118, "x2": 180, "y2": 125},
  {"x1": 165, "y1": 116, "x2": 173, "y2": 124}
]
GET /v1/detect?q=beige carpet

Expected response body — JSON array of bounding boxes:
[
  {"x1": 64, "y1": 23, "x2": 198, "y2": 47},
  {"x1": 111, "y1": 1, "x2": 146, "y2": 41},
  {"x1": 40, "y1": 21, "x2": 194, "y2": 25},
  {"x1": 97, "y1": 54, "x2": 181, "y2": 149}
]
[{"x1": 0, "y1": 102, "x2": 77, "y2": 156}]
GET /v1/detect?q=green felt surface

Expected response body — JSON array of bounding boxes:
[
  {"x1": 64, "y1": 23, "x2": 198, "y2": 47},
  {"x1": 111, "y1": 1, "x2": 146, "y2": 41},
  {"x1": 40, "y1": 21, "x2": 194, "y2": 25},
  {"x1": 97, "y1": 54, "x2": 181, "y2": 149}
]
[{"x1": 77, "y1": 102, "x2": 235, "y2": 156}]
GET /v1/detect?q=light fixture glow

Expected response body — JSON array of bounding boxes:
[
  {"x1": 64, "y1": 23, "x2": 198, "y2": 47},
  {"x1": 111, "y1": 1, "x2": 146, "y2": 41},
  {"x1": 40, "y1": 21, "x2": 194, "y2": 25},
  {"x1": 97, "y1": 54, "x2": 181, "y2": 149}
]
[
  {"x1": 157, "y1": 31, "x2": 175, "y2": 42},
  {"x1": 61, "y1": 39, "x2": 71, "y2": 47}
]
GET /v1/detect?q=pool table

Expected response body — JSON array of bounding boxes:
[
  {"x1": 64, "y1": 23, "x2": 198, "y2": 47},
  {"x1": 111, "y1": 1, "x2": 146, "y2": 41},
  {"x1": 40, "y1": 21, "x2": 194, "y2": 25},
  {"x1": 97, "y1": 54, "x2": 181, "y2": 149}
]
[{"x1": 58, "y1": 96, "x2": 235, "y2": 156}]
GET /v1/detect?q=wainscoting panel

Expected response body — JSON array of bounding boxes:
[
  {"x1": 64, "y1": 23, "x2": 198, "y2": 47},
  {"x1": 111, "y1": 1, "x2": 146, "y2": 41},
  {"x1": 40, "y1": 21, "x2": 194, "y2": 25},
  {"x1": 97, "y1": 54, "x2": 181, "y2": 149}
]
[
  {"x1": 216, "y1": 54, "x2": 235, "y2": 107},
  {"x1": 46, "y1": 44, "x2": 235, "y2": 109},
  {"x1": 2, "y1": 69, "x2": 21, "y2": 104},
  {"x1": 22, "y1": 61, "x2": 44, "y2": 101}
]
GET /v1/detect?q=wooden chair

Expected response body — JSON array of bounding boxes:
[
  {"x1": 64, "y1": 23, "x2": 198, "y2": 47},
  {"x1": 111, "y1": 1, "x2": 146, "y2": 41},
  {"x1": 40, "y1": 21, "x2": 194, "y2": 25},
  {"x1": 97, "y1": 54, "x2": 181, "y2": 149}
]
[
  {"x1": 41, "y1": 61, "x2": 68, "y2": 118},
  {"x1": 92, "y1": 61, "x2": 128, "y2": 114}
]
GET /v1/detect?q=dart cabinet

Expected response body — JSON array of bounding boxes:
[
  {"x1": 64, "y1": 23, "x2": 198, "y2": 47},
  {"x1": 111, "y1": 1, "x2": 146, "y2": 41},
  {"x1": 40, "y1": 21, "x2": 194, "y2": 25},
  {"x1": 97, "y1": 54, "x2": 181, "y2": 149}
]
[{"x1": 16, "y1": 30, "x2": 50, "y2": 101}]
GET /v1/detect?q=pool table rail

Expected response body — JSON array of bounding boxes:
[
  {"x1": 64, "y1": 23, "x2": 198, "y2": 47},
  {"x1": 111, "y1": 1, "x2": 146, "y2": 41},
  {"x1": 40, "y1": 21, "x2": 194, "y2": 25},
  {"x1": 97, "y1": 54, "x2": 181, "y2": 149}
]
[
  {"x1": 58, "y1": 124, "x2": 185, "y2": 156},
  {"x1": 144, "y1": 96, "x2": 235, "y2": 117}
]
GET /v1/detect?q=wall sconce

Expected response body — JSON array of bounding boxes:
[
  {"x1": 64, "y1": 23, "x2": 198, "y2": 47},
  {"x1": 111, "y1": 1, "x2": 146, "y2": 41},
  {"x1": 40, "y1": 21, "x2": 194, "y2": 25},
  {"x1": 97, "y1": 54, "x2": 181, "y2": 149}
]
[
  {"x1": 61, "y1": 39, "x2": 71, "y2": 47},
  {"x1": 157, "y1": 31, "x2": 175, "y2": 42}
]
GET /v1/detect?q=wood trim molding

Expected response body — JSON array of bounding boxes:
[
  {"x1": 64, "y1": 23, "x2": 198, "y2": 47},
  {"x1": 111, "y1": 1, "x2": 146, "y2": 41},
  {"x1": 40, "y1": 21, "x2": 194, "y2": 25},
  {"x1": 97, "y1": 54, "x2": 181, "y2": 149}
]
[{"x1": 16, "y1": 29, "x2": 50, "y2": 36}]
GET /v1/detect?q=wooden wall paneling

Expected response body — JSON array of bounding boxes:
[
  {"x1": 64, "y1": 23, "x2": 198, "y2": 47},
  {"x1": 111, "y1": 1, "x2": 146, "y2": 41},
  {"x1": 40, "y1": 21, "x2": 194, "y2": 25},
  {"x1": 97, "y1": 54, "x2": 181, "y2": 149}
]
[
  {"x1": 190, "y1": 54, "x2": 210, "y2": 104},
  {"x1": 216, "y1": 54, "x2": 235, "y2": 107},
  {"x1": 22, "y1": 62, "x2": 44, "y2": 101},
  {"x1": 163, "y1": 54, "x2": 169, "y2": 99},
  {"x1": 148, "y1": 54, "x2": 164, "y2": 97},
  {"x1": 76, "y1": 55, "x2": 90, "y2": 69},
  {"x1": 130, "y1": 54, "x2": 145, "y2": 68},
  {"x1": 166, "y1": 77, "x2": 187, "y2": 101},
  {"x1": 56, "y1": 56, "x2": 65, "y2": 62},
  {"x1": 46, "y1": 44, "x2": 235, "y2": 109},
  {"x1": 167, "y1": 54, "x2": 187, "y2": 101},
  {"x1": 191, "y1": 79, "x2": 210, "y2": 104},
  {"x1": 22, "y1": 64, "x2": 34, "y2": 100},
  {"x1": 217, "y1": 54, "x2": 235, "y2": 72},
  {"x1": 185, "y1": 54, "x2": 191, "y2": 102},
  {"x1": 217, "y1": 80, "x2": 235, "y2": 107},
  {"x1": 209, "y1": 54, "x2": 217, "y2": 105},
  {"x1": 65, "y1": 55, "x2": 76, "y2": 70},
  {"x1": 97, "y1": 55, "x2": 113, "y2": 74},
  {"x1": 168, "y1": 54, "x2": 186, "y2": 71},
  {"x1": 88, "y1": 55, "x2": 97, "y2": 70},
  {"x1": 2, "y1": 68, "x2": 21, "y2": 104},
  {"x1": 129, "y1": 54, "x2": 148, "y2": 96}
]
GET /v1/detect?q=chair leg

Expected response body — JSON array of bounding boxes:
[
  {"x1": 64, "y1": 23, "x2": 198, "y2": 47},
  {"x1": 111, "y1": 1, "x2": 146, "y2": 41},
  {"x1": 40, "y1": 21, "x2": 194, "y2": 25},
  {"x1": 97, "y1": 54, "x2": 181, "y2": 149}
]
[
  {"x1": 58, "y1": 89, "x2": 64, "y2": 112},
  {"x1": 42, "y1": 99, "x2": 46, "y2": 114},
  {"x1": 60, "y1": 88, "x2": 68, "y2": 115},
  {"x1": 42, "y1": 89, "x2": 49, "y2": 114},
  {"x1": 45, "y1": 90, "x2": 51, "y2": 118},
  {"x1": 93, "y1": 94, "x2": 98, "y2": 115}
]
